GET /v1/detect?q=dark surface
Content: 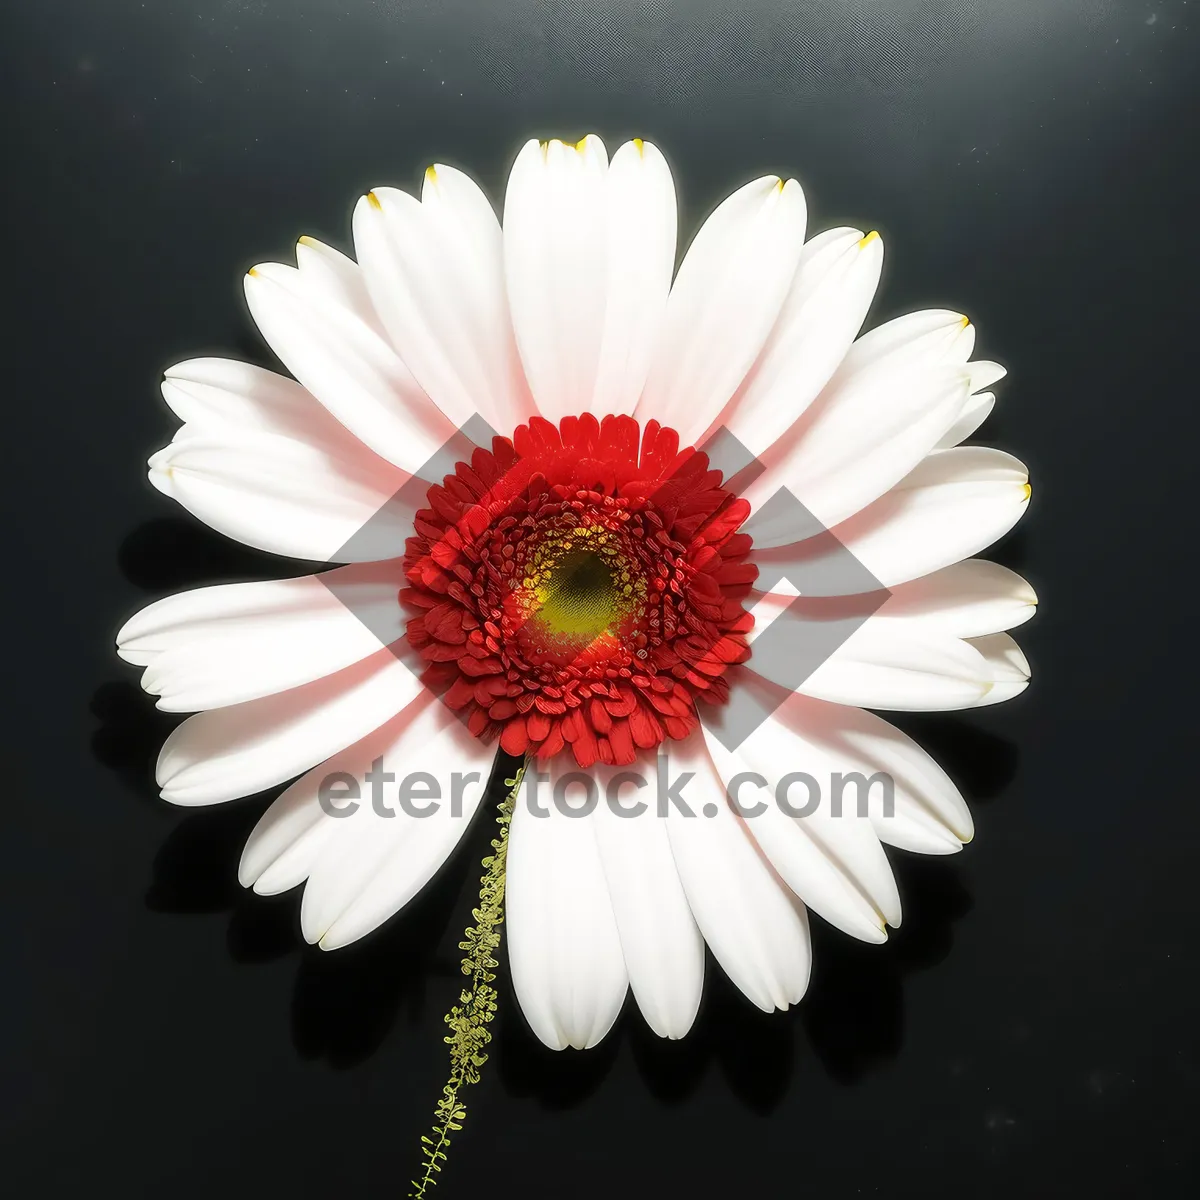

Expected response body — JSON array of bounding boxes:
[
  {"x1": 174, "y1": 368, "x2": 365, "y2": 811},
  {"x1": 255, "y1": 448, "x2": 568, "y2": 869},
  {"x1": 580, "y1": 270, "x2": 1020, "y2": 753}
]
[{"x1": 5, "y1": 2, "x2": 1198, "y2": 1196}]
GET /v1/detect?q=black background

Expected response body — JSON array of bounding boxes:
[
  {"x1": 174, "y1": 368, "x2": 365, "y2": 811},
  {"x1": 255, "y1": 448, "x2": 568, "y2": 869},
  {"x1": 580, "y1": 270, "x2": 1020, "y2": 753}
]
[{"x1": 5, "y1": 2, "x2": 1198, "y2": 1196}]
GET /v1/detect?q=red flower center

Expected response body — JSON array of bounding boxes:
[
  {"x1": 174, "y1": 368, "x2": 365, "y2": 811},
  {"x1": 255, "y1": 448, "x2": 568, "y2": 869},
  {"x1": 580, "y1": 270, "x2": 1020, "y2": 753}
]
[{"x1": 402, "y1": 414, "x2": 756, "y2": 768}]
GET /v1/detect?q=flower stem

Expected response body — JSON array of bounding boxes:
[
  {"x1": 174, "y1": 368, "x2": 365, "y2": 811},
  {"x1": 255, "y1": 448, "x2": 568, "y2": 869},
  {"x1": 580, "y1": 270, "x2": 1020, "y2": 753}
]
[{"x1": 409, "y1": 762, "x2": 524, "y2": 1198}]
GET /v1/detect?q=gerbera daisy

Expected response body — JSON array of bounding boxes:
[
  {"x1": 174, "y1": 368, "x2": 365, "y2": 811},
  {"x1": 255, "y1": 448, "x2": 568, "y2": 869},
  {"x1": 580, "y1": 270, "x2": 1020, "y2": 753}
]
[{"x1": 118, "y1": 135, "x2": 1033, "y2": 1051}]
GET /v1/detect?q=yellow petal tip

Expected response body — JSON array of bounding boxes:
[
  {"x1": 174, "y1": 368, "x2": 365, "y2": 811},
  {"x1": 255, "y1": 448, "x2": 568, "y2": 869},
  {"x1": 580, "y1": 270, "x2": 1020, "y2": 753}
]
[
  {"x1": 632, "y1": 137, "x2": 644, "y2": 155},
  {"x1": 959, "y1": 314, "x2": 970, "y2": 328},
  {"x1": 247, "y1": 266, "x2": 260, "y2": 278},
  {"x1": 297, "y1": 235, "x2": 318, "y2": 249},
  {"x1": 367, "y1": 190, "x2": 383, "y2": 210},
  {"x1": 425, "y1": 164, "x2": 438, "y2": 186},
  {"x1": 859, "y1": 230, "x2": 881, "y2": 248},
  {"x1": 1021, "y1": 482, "x2": 1032, "y2": 501}
]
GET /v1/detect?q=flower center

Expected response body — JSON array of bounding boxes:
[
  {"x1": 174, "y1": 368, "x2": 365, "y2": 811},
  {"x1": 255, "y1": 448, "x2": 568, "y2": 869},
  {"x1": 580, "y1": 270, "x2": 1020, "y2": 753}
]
[
  {"x1": 525, "y1": 546, "x2": 618, "y2": 645},
  {"x1": 402, "y1": 414, "x2": 756, "y2": 768}
]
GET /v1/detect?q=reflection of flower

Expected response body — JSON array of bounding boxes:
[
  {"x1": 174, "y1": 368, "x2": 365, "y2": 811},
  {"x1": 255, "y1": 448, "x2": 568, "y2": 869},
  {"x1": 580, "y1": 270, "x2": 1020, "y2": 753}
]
[{"x1": 119, "y1": 136, "x2": 1033, "y2": 1051}]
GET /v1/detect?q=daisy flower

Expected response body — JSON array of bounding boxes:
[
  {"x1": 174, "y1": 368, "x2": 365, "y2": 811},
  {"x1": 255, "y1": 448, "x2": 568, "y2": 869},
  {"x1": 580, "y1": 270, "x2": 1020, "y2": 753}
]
[{"x1": 118, "y1": 135, "x2": 1033, "y2": 1051}]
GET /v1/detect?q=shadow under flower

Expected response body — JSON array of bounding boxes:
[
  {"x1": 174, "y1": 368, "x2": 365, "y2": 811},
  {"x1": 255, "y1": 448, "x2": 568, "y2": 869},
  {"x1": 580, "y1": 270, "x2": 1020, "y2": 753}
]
[
  {"x1": 798, "y1": 855, "x2": 973, "y2": 1085},
  {"x1": 118, "y1": 515, "x2": 320, "y2": 593},
  {"x1": 136, "y1": 777, "x2": 490, "y2": 1069}
]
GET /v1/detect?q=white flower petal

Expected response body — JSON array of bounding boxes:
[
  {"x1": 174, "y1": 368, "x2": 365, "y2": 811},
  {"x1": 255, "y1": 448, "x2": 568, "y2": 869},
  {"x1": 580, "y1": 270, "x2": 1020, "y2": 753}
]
[
  {"x1": 422, "y1": 164, "x2": 538, "y2": 431},
  {"x1": 298, "y1": 696, "x2": 493, "y2": 950},
  {"x1": 831, "y1": 310, "x2": 1000, "y2": 450},
  {"x1": 745, "y1": 360, "x2": 971, "y2": 528},
  {"x1": 161, "y1": 357, "x2": 359, "y2": 453},
  {"x1": 243, "y1": 261, "x2": 452, "y2": 473},
  {"x1": 503, "y1": 136, "x2": 612, "y2": 423},
  {"x1": 238, "y1": 713, "x2": 421, "y2": 896},
  {"x1": 352, "y1": 167, "x2": 532, "y2": 433},
  {"x1": 637, "y1": 175, "x2": 808, "y2": 447},
  {"x1": 938, "y1": 390, "x2": 995, "y2": 447},
  {"x1": 117, "y1": 562, "x2": 406, "y2": 711},
  {"x1": 871, "y1": 807, "x2": 966, "y2": 855},
  {"x1": 749, "y1": 447, "x2": 1031, "y2": 590},
  {"x1": 662, "y1": 733, "x2": 812, "y2": 1013},
  {"x1": 703, "y1": 723, "x2": 899, "y2": 943},
  {"x1": 716, "y1": 227, "x2": 883, "y2": 455},
  {"x1": 876, "y1": 559, "x2": 1037, "y2": 638},
  {"x1": 593, "y1": 763, "x2": 703, "y2": 1039},
  {"x1": 965, "y1": 632, "x2": 1031, "y2": 707},
  {"x1": 750, "y1": 616, "x2": 993, "y2": 710},
  {"x1": 838, "y1": 309, "x2": 976, "y2": 375},
  {"x1": 745, "y1": 684, "x2": 973, "y2": 851},
  {"x1": 292, "y1": 236, "x2": 387, "y2": 335},
  {"x1": 507, "y1": 760, "x2": 628, "y2": 1049},
  {"x1": 834, "y1": 447, "x2": 1031, "y2": 586},
  {"x1": 155, "y1": 650, "x2": 420, "y2": 806},
  {"x1": 147, "y1": 428, "x2": 411, "y2": 562},
  {"x1": 590, "y1": 139, "x2": 678, "y2": 419},
  {"x1": 968, "y1": 359, "x2": 1007, "y2": 394}
]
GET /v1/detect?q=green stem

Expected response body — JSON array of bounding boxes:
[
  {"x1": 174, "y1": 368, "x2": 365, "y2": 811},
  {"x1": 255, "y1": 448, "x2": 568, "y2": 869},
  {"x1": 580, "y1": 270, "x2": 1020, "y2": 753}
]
[{"x1": 409, "y1": 763, "x2": 524, "y2": 1198}]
